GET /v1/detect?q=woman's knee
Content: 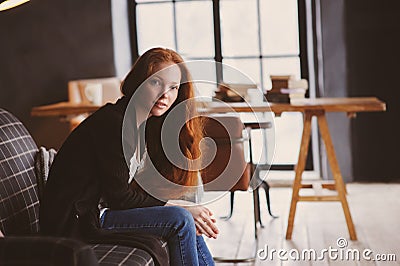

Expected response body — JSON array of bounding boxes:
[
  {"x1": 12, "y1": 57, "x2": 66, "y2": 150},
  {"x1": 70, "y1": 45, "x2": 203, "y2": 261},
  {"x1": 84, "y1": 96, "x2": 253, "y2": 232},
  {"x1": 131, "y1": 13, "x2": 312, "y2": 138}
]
[{"x1": 165, "y1": 206, "x2": 195, "y2": 230}]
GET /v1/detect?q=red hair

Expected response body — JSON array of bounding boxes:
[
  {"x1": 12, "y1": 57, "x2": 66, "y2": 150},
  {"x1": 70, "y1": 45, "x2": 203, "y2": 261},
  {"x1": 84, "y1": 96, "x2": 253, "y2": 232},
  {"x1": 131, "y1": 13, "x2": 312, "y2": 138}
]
[{"x1": 121, "y1": 48, "x2": 203, "y2": 193}]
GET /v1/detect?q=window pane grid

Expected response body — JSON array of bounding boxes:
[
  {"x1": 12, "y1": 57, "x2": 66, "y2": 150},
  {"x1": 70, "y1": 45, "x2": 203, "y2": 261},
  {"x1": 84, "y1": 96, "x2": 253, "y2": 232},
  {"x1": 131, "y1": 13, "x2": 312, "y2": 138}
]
[
  {"x1": 175, "y1": 1, "x2": 214, "y2": 58},
  {"x1": 172, "y1": 1, "x2": 178, "y2": 52},
  {"x1": 136, "y1": 2, "x2": 176, "y2": 54},
  {"x1": 135, "y1": 0, "x2": 301, "y2": 78},
  {"x1": 136, "y1": 0, "x2": 214, "y2": 58},
  {"x1": 256, "y1": 0, "x2": 264, "y2": 91},
  {"x1": 134, "y1": 0, "x2": 304, "y2": 165},
  {"x1": 259, "y1": 0, "x2": 300, "y2": 55},
  {"x1": 220, "y1": 0, "x2": 259, "y2": 57}
]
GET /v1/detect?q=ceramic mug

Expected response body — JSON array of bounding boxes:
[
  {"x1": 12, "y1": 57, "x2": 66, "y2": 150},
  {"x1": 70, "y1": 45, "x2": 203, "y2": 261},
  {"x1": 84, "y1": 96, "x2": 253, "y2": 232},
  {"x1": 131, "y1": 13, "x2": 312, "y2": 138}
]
[{"x1": 84, "y1": 83, "x2": 103, "y2": 105}]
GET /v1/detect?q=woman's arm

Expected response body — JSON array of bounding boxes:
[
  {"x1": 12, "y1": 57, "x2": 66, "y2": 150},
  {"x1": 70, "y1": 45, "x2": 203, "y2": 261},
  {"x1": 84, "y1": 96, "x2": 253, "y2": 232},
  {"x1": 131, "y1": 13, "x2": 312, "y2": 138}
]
[{"x1": 91, "y1": 108, "x2": 165, "y2": 210}]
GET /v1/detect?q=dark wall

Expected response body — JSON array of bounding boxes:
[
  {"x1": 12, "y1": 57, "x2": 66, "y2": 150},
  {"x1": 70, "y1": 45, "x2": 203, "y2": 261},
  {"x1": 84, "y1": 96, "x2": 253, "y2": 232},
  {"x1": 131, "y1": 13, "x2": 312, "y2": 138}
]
[
  {"x1": 346, "y1": 1, "x2": 400, "y2": 182},
  {"x1": 317, "y1": 0, "x2": 399, "y2": 182},
  {"x1": 0, "y1": 0, "x2": 115, "y2": 149}
]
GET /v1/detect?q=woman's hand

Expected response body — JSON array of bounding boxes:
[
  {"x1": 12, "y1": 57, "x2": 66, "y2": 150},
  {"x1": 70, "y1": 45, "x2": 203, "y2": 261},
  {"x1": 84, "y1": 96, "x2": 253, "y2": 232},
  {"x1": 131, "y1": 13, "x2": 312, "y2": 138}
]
[
  {"x1": 166, "y1": 200, "x2": 219, "y2": 239},
  {"x1": 185, "y1": 205, "x2": 219, "y2": 239}
]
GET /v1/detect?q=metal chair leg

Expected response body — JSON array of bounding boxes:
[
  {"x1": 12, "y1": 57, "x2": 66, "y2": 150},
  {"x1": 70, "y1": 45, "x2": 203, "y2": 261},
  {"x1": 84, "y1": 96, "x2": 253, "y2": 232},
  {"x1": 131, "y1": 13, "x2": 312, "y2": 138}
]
[
  {"x1": 253, "y1": 187, "x2": 264, "y2": 229},
  {"x1": 260, "y1": 180, "x2": 278, "y2": 218},
  {"x1": 220, "y1": 191, "x2": 235, "y2": 220}
]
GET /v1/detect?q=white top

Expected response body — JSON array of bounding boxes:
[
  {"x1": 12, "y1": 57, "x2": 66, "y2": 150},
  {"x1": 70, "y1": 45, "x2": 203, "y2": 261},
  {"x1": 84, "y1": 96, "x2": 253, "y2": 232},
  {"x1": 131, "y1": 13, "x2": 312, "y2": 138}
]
[{"x1": 128, "y1": 149, "x2": 147, "y2": 184}]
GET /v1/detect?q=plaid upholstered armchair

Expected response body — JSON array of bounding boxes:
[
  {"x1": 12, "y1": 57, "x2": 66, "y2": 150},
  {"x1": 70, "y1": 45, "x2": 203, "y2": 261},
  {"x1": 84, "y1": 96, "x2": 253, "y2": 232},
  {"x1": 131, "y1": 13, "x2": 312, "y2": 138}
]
[{"x1": 0, "y1": 108, "x2": 167, "y2": 265}]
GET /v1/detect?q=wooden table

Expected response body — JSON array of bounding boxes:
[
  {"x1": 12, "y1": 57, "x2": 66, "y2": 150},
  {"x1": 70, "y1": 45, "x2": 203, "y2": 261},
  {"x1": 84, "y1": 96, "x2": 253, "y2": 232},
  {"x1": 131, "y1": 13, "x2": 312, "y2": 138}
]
[
  {"x1": 31, "y1": 101, "x2": 100, "y2": 117},
  {"x1": 200, "y1": 97, "x2": 386, "y2": 241},
  {"x1": 32, "y1": 97, "x2": 386, "y2": 241},
  {"x1": 32, "y1": 97, "x2": 385, "y2": 118}
]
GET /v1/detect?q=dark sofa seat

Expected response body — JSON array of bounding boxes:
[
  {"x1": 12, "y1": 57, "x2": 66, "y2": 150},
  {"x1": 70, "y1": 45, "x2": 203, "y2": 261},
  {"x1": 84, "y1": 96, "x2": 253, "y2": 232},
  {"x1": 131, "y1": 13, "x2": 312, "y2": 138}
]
[{"x1": 0, "y1": 108, "x2": 167, "y2": 266}]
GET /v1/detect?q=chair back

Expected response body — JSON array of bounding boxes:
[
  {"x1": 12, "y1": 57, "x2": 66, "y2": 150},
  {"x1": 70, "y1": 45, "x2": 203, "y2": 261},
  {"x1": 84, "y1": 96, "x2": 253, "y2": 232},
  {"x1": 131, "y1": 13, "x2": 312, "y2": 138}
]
[
  {"x1": 201, "y1": 115, "x2": 250, "y2": 191},
  {"x1": 0, "y1": 109, "x2": 40, "y2": 235}
]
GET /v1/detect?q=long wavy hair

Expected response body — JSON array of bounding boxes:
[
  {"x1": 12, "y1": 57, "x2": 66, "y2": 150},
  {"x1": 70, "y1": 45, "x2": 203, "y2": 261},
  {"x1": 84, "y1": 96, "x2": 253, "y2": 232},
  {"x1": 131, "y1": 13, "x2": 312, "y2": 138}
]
[{"x1": 121, "y1": 47, "x2": 203, "y2": 191}]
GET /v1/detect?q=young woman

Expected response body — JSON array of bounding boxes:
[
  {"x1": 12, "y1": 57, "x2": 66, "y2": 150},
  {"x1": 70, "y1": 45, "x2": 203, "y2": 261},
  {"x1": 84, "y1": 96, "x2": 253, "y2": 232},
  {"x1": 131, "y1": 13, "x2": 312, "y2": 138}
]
[{"x1": 40, "y1": 47, "x2": 218, "y2": 266}]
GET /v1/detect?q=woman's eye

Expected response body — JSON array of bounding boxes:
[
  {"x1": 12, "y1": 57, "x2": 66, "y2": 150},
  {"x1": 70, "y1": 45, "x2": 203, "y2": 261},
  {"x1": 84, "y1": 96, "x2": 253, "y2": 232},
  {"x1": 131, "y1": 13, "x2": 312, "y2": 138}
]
[
  {"x1": 149, "y1": 79, "x2": 161, "y2": 86},
  {"x1": 171, "y1": 85, "x2": 179, "y2": 90}
]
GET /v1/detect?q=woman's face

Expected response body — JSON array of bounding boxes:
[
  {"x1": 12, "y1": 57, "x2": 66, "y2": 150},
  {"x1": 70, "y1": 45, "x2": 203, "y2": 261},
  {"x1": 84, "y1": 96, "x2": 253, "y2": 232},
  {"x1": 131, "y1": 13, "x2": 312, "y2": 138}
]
[{"x1": 141, "y1": 62, "x2": 181, "y2": 117}]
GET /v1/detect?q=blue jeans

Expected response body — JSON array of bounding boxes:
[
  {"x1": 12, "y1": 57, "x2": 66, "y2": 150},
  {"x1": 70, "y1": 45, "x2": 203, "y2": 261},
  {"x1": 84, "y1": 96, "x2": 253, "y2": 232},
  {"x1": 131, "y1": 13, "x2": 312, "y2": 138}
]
[{"x1": 100, "y1": 206, "x2": 215, "y2": 266}]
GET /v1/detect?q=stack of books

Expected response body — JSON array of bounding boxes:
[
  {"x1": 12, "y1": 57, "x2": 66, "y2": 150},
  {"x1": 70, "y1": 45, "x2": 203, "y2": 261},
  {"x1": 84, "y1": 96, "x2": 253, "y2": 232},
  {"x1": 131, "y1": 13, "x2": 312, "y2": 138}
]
[
  {"x1": 214, "y1": 82, "x2": 258, "y2": 102},
  {"x1": 266, "y1": 75, "x2": 308, "y2": 103}
]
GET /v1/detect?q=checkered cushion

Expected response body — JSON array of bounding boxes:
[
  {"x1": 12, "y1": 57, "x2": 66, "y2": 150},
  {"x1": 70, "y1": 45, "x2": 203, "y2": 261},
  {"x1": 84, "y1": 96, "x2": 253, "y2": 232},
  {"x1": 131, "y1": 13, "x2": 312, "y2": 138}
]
[
  {"x1": 0, "y1": 109, "x2": 166, "y2": 265},
  {"x1": 0, "y1": 237, "x2": 155, "y2": 266},
  {"x1": 0, "y1": 109, "x2": 40, "y2": 235},
  {"x1": 0, "y1": 236, "x2": 98, "y2": 265},
  {"x1": 91, "y1": 244, "x2": 154, "y2": 266}
]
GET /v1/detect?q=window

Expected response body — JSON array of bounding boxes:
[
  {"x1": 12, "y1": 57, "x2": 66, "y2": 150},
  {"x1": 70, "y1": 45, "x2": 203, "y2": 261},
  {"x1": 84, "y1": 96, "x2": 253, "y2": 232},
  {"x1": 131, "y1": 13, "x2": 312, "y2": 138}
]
[
  {"x1": 130, "y1": 0, "x2": 305, "y2": 165},
  {"x1": 135, "y1": 0, "x2": 214, "y2": 59}
]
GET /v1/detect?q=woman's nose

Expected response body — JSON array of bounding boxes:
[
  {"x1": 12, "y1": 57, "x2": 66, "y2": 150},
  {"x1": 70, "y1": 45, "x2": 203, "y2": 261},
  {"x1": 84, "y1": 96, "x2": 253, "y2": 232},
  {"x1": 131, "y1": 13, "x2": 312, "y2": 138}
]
[
  {"x1": 160, "y1": 86, "x2": 172, "y2": 98},
  {"x1": 158, "y1": 91, "x2": 168, "y2": 100}
]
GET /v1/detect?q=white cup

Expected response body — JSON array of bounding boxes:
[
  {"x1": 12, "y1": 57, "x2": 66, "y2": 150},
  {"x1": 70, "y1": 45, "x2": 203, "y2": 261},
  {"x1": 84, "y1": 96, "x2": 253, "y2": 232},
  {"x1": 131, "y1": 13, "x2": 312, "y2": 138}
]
[
  {"x1": 84, "y1": 83, "x2": 103, "y2": 105},
  {"x1": 247, "y1": 88, "x2": 264, "y2": 104}
]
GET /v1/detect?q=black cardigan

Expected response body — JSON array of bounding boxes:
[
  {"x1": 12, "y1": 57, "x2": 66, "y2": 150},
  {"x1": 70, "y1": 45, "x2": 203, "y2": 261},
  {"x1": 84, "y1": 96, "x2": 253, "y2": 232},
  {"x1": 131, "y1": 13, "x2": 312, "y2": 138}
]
[{"x1": 39, "y1": 97, "x2": 167, "y2": 263}]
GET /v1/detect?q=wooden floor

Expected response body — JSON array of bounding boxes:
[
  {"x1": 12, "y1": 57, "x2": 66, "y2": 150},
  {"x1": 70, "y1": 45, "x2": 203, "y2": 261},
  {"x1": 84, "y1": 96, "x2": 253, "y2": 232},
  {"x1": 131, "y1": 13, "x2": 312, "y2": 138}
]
[{"x1": 203, "y1": 182, "x2": 400, "y2": 266}]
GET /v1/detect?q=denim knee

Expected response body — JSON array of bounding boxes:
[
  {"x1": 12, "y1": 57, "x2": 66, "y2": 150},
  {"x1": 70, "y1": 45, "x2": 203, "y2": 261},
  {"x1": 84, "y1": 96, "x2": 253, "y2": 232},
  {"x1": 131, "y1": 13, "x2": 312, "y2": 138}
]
[{"x1": 166, "y1": 206, "x2": 195, "y2": 231}]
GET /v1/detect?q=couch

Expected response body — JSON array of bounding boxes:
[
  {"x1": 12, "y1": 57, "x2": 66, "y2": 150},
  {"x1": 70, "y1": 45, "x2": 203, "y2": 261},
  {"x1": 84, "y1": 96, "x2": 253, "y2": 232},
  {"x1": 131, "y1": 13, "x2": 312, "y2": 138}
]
[{"x1": 0, "y1": 108, "x2": 168, "y2": 265}]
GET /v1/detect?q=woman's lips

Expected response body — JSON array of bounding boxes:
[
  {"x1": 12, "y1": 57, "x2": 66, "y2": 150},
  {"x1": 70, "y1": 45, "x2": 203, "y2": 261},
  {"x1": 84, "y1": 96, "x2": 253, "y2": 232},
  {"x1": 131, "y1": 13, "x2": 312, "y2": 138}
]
[{"x1": 154, "y1": 101, "x2": 168, "y2": 109}]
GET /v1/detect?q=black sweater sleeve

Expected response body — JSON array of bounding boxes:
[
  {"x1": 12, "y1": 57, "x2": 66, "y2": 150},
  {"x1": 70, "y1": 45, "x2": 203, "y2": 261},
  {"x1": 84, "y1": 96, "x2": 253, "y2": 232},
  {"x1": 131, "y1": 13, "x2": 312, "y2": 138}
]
[{"x1": 91, "y1": 105, "x2": 165, "y2": 209}]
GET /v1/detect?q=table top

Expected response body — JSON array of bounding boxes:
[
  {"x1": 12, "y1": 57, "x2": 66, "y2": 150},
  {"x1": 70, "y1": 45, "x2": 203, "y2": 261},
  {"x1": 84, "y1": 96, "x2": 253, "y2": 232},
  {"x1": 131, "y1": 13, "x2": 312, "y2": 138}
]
[
  {"x1": 31, "y1": 101, "x2": 100, "y2": 117},
  {"x1": 31, "y1": 97, "x2": 386, "y2": 117},
  {"x1": 199, "y1": 97, "x2": 386, "y2": 115}
]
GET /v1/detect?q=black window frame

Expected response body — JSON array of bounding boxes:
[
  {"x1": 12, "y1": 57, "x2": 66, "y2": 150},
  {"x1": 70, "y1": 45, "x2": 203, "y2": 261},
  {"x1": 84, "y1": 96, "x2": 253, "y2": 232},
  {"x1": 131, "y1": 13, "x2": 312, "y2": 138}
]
[{"x1": 127, "y1": 0, "x2": 313, "y2": 170}]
